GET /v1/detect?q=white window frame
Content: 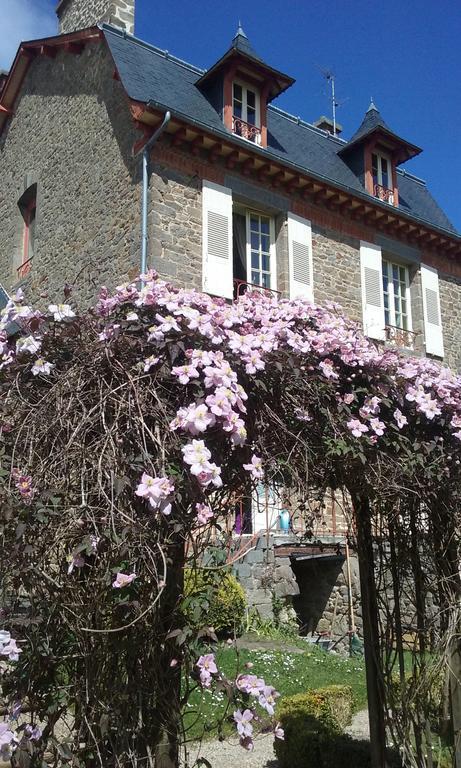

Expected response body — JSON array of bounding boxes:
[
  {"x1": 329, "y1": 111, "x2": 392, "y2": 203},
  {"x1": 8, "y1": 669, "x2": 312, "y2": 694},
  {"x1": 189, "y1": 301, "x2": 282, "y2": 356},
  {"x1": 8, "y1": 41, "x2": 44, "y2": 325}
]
[
  {"x1": 372, "y1": 150, "x2": 394, "y2": 205},
  {"x1": 232, "y1": 79, "x2": 261, "y2": 143},
  {"x1": 245, "y1": 210, "x2": 276, "y2": 291},
  {"x1": 382, "y1": 258, "x2": 412, "y2": 332}
]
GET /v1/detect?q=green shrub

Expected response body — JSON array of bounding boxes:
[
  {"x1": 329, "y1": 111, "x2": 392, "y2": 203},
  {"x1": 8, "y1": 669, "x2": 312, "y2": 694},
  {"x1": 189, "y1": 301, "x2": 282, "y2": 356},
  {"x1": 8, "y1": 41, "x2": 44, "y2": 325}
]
[
  {"x1": 183, "y1": 568, "x2": 246, "y2": 635},
  {"x1": 274, "y1": 685, "x2": 353, "y2": 768}
]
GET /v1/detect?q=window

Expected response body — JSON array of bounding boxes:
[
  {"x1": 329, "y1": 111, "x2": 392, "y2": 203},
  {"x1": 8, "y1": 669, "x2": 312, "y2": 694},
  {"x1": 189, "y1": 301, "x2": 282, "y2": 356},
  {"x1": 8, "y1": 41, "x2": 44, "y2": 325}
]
[
  {"x1": 382, "y1": 259, "x2": 412, "y2": 342},
  {"x1": 18, "y1": 184, "x2": 37, "y2": 278},
  {"x1": 247, "y1": 212, "x2": 272, "y2": 288},
  {"x1": 372, "y1": 152, "x2": 394, "y2": 204},
  {"x1": 232, "y1": 209, "x2": 275, "y2": 295},
  {"x1": 232, "y1": 81, "x2": 261, "y2": 144}
]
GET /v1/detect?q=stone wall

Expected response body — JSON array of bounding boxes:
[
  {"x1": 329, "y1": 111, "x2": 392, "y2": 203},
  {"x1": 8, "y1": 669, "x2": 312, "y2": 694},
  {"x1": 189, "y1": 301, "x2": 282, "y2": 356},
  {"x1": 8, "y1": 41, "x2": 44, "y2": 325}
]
[
  {"x1": 311, "y1": 225, "x2": 362, "y2": 323},
  {"x1": 57, "y1": 0, "x2": 135, "y2": 35},
  {"x1": 148, "y1": 162, "x2": 203, "y2": 291},
  {"x1": 439, "y1": 271, "x2": 461, "y2": 371},
  {"x1": 0, "y1": 42, "x2": 140, "y2": 306}
]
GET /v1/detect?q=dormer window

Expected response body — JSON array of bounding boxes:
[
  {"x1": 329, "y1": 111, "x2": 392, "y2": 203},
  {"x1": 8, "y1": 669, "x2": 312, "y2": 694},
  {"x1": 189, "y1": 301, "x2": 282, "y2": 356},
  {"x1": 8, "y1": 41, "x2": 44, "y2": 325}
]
[
  {"x1": 372, "y1": 152, "x2": 394, "y2": 205},
  {"x1": 196, "y1": 25, "x2": 294, "y2": 152},
  {"x1": 232, "y1": 81, "x2": 261, "y2": 144}
]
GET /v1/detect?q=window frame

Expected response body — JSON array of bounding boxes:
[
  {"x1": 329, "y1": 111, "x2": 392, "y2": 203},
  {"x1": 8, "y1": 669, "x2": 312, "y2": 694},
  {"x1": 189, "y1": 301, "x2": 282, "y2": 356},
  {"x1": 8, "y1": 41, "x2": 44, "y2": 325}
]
[
  {"x1": 18, "y1": 186, "x2": 37, "y2": 279},
  {"x1": 245, "y1": 209, "x2": 276, "y2": 291},
  {"x1": 372, "y1": 150, "x2": 395, "y2": 205},
  {"x1": 232, "y1": 79, "x2": 261, "y2": 143},
  {"x1": 382, "y1": 258, "x2": 412, "y2": 333}
]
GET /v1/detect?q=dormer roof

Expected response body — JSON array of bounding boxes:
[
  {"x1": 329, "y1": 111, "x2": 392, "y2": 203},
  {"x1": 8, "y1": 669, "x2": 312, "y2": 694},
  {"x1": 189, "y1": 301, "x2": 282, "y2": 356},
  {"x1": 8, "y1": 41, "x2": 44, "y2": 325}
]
[
  {"x1": 196, "y1": 24, "x2": 295, "y2": 103},
  {"x1": 339, "y1": 101, "x2": 422, "y2": 165}
]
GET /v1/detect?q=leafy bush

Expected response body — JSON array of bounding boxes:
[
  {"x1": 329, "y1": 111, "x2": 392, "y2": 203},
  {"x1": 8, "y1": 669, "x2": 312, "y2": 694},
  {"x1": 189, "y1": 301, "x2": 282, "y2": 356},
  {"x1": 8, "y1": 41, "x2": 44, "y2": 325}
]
[
  {"x1": 183, "y1": 568, "x2": 246, "y2": 635},
  {"x1": 274, "y1": 685, "x2": 353, "y2": 768}
]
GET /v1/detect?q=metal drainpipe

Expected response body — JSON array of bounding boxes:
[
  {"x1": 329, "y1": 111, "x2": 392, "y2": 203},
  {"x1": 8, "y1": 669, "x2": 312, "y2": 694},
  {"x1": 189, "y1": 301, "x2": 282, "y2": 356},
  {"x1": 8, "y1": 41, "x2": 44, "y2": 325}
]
[{"x1": 136, "y1": 109, "x2": 171, "y2": 284}]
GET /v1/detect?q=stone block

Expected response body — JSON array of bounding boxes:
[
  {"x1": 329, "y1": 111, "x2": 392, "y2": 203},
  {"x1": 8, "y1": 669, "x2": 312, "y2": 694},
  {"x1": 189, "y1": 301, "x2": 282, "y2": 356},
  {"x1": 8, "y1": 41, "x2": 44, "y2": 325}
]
[{"x1": 244, "y1": 548, "x2": 265, "y2": 564}]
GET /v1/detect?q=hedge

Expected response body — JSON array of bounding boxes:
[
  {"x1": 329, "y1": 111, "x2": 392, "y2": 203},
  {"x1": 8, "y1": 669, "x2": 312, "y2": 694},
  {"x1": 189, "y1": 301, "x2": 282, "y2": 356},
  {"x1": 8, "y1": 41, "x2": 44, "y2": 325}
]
[
  {"x1": 274, "y1": 685, "x2": 354, "y2": 768},
  {"x1": 183, "y1": 568, "x2": 246, "y2": 635}
]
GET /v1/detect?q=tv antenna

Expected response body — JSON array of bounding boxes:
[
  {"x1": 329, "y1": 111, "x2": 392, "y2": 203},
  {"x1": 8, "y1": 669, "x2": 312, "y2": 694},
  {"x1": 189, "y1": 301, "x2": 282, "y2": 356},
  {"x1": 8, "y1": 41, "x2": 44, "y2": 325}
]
[
  {"x1": 321, "y1": 68, "x2": 338, "y2": 136},
  {"x1": 315, "y1": 66, "x2": 348, "y2": 137}
]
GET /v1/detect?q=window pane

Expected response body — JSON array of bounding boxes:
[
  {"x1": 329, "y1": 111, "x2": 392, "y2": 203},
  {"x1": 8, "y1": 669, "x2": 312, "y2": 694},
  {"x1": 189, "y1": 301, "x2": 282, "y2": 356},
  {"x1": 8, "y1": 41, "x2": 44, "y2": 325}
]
[
  {"x1": 251, "y1": 251, "x2": 259, "y2": 269},
  {"x1": 261, "y1": 234, "x2": 270, "y2": 253},
  {"x1": 399, "y1": 267, "x2": 406, "y2": 282},
  {"x1": 251, "y1": 270, "x2": 260, "y2": 285},
  {"x1": 251, "y1": 232, "x2": 259, "y2": 250},
  {"x1": 385, "y1": 309, "x2": 390, "y2": 326},
  {"x1": 260, "y1": 218, "x2": 270, "y2": 235},
  {"x1": 250, "y1": 215, "x2": 259, "y2": 232},
  {"x1": 261, "y1": 253, "x2": 270, "y2": 272},
  {"x1": 247, "y1": 107, "x2": 256, "y2": 125},
  {"x1": 392, "y1": 264, "x2": 399, "y2": 282},
  {"x1": 262, "y1": 273, "x2": 270, "y2": 288},
  {"x1": 247, "y1": 89, "x2": 256, "y2": 107},
  {"x1": 233, "y1": 83, "x2": 242, "y2": 100},
  {"x1": 233, "y1": 102, "x2": 242, "y2": 119}
]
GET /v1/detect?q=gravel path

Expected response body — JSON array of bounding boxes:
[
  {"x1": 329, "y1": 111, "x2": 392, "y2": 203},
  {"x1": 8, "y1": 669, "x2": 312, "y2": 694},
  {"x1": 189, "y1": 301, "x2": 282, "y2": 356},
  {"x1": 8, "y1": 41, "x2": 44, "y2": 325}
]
[
  {"x1": 183, "y1": 709, "x2": 370, "y2": 767},
  {"x1": 184, "y1": 735, "x2": 277, "y2": 767},
  {"x1": 344, "y1": 708, "x2": 370, "y2": 740}
]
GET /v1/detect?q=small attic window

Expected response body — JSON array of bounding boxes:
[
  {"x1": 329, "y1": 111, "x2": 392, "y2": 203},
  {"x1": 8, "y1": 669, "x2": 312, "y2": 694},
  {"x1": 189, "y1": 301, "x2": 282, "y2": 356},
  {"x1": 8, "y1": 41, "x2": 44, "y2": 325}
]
[
  {"x1": 372, "y1": 151, "x2": 394, "y2": 205},
  {"x1": 232, "y1": 80, "x2": 261, "y2": 144}
]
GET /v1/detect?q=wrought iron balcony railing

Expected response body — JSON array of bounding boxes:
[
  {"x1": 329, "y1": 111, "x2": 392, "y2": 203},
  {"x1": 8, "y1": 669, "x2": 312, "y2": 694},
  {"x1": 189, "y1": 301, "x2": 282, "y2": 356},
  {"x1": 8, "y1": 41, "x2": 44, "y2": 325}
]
[
  {"x1": 374, "y1": 184, "x2": 394, "y2": 205},
  {"x1": 385, "y1": 324, "x2": 419, "y2": 349},
  {"x1": 232, "y1": 115, "x2": 262, "y2": 144},
  {"x1": 233, "y1": 278, "x2": 280, "y2": 300}
]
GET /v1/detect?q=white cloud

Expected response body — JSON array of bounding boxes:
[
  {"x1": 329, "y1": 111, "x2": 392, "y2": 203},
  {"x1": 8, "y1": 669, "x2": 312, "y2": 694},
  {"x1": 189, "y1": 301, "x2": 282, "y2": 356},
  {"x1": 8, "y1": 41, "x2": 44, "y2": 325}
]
[{"x1": 0, "y1": 0, "x2": 56, "y2": 71}]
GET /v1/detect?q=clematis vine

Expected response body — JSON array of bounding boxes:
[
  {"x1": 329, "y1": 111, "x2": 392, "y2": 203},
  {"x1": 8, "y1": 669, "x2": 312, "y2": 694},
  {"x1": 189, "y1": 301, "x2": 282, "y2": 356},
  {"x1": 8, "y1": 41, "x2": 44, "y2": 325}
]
[
  {"x1": 112, "y1": 572, "x2": 137, "y2": 589},
  {"x1": 135, "y1": 473, "x2": 175, "y2": 515}
]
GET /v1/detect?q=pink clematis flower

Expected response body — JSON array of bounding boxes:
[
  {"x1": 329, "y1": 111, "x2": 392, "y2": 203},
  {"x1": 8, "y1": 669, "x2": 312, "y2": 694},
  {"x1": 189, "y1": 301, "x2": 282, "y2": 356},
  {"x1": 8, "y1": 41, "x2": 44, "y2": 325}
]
[
  {"x1": 347, "y1": 419, "x2": 369, "y2": 438},
  {"x1": 394, "y1": 409, "x2": 408, "y2": 429},
  {"x1": 1, "y1": 639, "x2": 22, "y2": 662},
  {"x1": 48, "y1": 304, "x2": 75, "y2": 322},
  {"x1": 258, "y1": 685, "x2": 280, "y2": 715},
  {"x1": 243, "y1": 454, "x2": 263, "y2": 480},
  {"x1": 196, "y1": 653, "x2": 217, "y2": 687},
  {"x1": 274, "y1": 723, "x2": 285, "y2": 740},
  {"x1": 195, "y1": 503, "x2": 213, "y2": 526},
  {"x1": 112, "y1": 572, "x2": 137, "y2": 589},
  {"x1": 369, "y1": 418, "x2": 386, "y2": 437},
  {"x1": 135, "y1": 473, "x2": 174, "y2": 515},
  {"x1": 233, "y1": 709, "x2": 254, "y2": 739},
  {"x1": 31, "y1": 358, "x2": 54, "y2": 376}
]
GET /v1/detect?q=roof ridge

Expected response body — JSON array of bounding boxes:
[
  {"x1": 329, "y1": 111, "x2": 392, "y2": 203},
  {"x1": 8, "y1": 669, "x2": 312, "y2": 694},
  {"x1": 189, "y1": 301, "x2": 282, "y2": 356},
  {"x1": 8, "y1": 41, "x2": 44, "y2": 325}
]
[
  {"x1": 100, "y1": 23, "x2": 205, "y2": 76},
  {"x1": 268, "y1": 104, "x2": 347, "y2": 144},
  {"x1": 396, "y1": 168, "x2": 426, "y2": 186}
]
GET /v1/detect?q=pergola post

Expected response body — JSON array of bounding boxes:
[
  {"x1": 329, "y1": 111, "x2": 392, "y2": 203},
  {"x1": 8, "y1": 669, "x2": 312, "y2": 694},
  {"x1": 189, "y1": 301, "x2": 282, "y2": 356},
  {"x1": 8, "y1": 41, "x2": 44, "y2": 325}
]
[{"x1": 354, "y1": 495, "x2": 387, "y2": 768}]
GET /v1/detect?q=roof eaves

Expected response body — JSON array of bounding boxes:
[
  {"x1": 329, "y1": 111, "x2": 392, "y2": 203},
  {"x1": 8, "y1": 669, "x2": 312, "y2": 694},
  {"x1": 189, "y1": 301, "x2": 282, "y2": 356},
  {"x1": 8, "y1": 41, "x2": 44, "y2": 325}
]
[{"x1": 143, "y1": 99, "x2": 459, "y2": 240}]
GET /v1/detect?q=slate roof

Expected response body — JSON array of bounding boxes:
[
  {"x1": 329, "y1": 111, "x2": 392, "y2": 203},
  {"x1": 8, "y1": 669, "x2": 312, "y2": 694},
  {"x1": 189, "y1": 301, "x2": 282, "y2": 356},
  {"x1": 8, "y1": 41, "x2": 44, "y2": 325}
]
[
  {"x1": 102, "y1": 25, "x2": 457, "y2": 236},
  {"x1": 340, "y1": 101, "x2": 422, "y2": 163},
  {"x1": 231, "y1": 24, "x2": 263, "y2": 62}
]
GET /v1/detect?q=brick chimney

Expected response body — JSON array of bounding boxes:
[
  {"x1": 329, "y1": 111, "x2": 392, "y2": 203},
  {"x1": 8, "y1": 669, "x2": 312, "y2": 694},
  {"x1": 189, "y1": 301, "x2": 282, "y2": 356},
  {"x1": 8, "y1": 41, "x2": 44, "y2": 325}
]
[
  {"x1": 313, "y1": 115, "x2": 343, "y2": 136},
  {"x1": 57, "y1": 0, "x2": 135, "y2": 36}
]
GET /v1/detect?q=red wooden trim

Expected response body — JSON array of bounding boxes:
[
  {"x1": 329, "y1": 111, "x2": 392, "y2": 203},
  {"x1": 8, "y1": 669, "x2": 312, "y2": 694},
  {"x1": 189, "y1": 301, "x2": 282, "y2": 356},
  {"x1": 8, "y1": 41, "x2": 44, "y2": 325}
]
[
  {"x1": 364, "y1": 144, "x2": 373, "y2": 195},
  {"x1": 222, "y1": 66, "x2": 237, "y2": 132},
  {"x1": 391, "y1": 158, "x2": 399, "y2": 207},
  {"x1": 21, "y1": 195, "x2": 36, "y2": 275},
  {"x1": 260, "y1": 83, "x2": 269, "y2": 149},
  {"x1": 65, "y1": 42, "x2": 84, "y2": 55},
  {"x1": 39, "y1": 45, "x2": 56, "y2": 58}
]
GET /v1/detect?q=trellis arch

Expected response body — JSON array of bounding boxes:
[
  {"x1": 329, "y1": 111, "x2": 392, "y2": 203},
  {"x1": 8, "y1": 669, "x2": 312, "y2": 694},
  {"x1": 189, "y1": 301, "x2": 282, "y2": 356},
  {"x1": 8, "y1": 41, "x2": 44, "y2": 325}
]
[{"x1": 0, "y1": 275, "x2": 460, "y2": 768}]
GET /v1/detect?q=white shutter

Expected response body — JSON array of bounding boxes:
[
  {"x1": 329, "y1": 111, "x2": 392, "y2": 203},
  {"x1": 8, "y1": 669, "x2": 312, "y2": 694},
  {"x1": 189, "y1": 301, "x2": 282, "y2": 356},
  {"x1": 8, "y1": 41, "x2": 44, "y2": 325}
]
[
  {"x1": 202, "y1": 180, "x2": 233, "y2": 299},
  {"x1": 360, "y1": 241, "x2": 385, "y2": 340},
  {"x1": 421, "y1": 264, "x2": 444, "y2": 357},
  {"x1": 287, "y1": 212, "x2": 314, "y2": 301}
]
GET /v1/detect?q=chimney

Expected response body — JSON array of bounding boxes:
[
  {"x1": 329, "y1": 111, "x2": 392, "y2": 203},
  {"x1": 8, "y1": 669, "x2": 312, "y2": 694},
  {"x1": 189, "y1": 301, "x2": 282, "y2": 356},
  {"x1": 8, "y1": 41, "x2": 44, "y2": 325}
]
[
  {"x1": 313, "y1": 115, "x2": 342, "y2": 136},
  {"x1": 57, "y1": 0, "x2": 135, "y2": 36}
]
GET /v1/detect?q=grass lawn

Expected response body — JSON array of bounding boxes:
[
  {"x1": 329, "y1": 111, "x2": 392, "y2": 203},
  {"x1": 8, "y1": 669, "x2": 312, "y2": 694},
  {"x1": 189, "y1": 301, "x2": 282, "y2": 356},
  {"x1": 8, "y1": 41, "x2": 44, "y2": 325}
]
[{"x1": 183, "y1": 641, "x2": 367, "y2": 742}]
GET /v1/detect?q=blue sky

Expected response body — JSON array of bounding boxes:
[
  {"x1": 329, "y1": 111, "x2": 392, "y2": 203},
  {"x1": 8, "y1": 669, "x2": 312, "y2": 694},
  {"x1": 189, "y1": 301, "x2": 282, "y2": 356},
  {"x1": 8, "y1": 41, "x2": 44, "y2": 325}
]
[{"x1": 2, "y1": 0, "x2": 460, "y2": 230}]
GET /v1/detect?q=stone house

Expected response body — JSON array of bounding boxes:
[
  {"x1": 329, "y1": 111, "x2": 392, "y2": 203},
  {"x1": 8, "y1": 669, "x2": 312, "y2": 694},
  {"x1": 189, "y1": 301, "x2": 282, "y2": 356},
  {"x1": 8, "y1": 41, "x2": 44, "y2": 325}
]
[{"x1": 0, "y1": 0, "x2": 459, "y2": 637}]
